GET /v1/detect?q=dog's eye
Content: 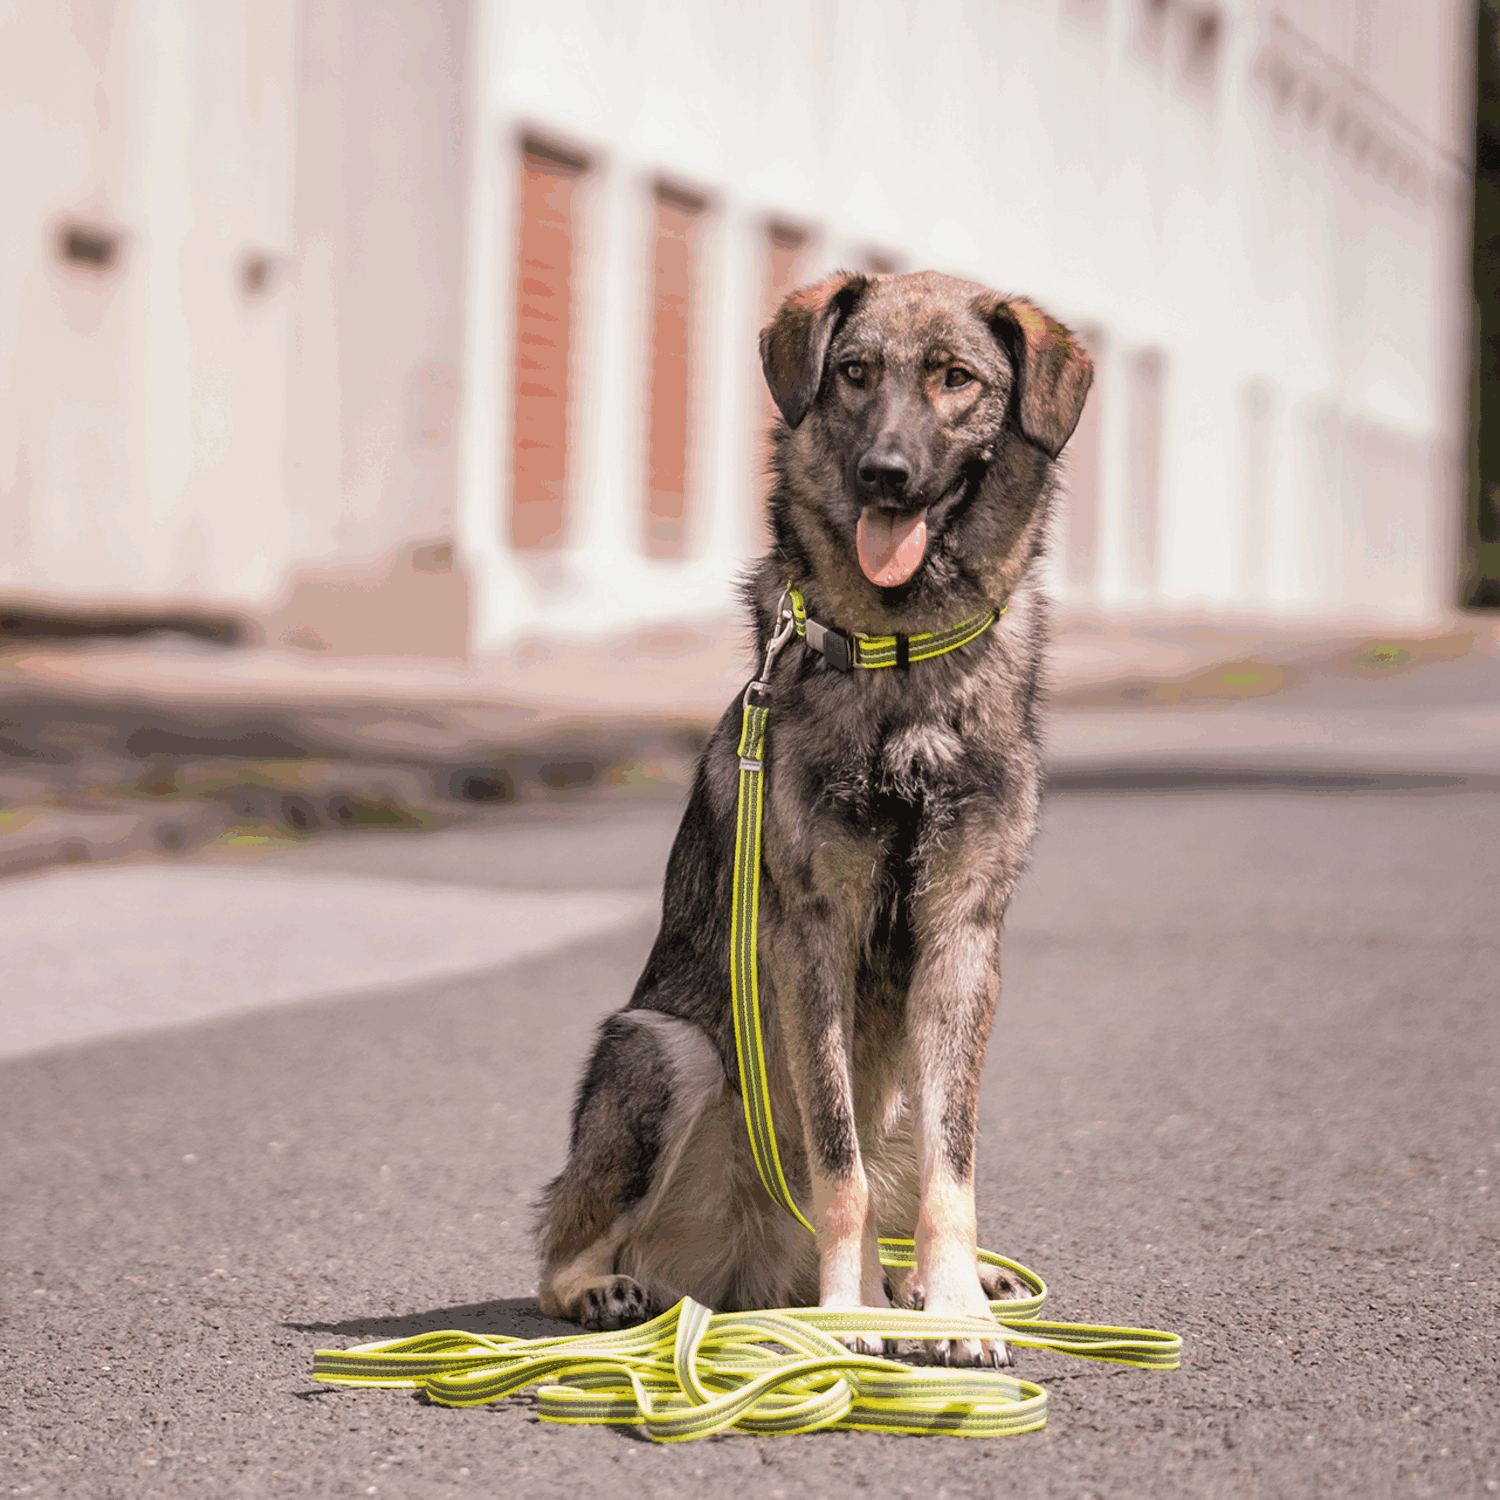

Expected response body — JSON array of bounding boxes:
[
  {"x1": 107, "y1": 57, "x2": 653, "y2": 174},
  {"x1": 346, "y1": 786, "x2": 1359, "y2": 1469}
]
[
  {"x1": 945, "y1": 367, "x2": 974, "y2": 388},
  {"x1": 841, "y1": 362, "x2": 865, "y2": 385}
]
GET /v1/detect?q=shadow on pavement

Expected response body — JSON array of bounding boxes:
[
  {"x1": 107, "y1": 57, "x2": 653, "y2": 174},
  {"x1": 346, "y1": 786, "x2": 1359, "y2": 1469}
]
[
  {"x1": 1045, "y1": 767, "x2": 1500, "y2": 795},
  {"x1": 287, "y1": 1295, "x2": 576, "y2": 1342}
]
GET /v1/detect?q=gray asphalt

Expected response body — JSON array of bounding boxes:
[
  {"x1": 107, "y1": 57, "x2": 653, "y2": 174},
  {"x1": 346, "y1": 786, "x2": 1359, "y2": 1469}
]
[{"x1": 3, "y1": 783, "x2": 1498, "y2": 1498}]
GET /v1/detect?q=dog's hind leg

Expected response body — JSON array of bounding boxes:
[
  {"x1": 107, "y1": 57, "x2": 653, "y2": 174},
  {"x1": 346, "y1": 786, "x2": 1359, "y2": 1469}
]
[
  {"x1": 535, "y1": 1010, "x2": 676, "y2": 1329},
  {"x1": 535, "y1": 1008, "x2": 727, "y2": 1330}
]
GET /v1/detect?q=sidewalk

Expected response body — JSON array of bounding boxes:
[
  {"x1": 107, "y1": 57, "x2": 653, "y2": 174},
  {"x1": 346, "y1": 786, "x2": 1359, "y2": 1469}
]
[
  {"x1": 8, "y1": 609, "x2": 1497, "y2": 730},
  {"x1": 2, "y1": 613, "x2": 1498, "y2": 877},
  {"x1": 1049, "y1": 615, "x2": 1500, "y2": 783}
]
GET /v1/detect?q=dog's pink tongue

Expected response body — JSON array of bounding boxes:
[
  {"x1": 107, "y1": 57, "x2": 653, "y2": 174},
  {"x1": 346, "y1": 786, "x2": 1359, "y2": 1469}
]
[{"x1": 856, "y1": 506, "x2": 929, "y2": 587}]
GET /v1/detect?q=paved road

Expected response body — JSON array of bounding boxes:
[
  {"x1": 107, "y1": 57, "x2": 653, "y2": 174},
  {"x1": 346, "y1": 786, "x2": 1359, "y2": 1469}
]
[{"x1": 3, "y1": 784, "x2": 1498, "y2": 1497}]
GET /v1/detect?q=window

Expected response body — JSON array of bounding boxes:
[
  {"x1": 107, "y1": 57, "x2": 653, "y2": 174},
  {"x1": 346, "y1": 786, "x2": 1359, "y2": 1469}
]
[
  {"x1": 756, "y1": 221, "x2": 812, "y2": 536},
  {"x1": 1064, "y1": 327, "x2": 1106, "y2": 593},
  {"x1": 1126, "y1": 349, "x2": 1165, "y2": 593},
  {"x1": 645, "y1": 183, "x2": 706, "y2": 558},
  {"x1": 1062, "y1": 0, "x2": 1107, "y2": 24},
  {"x1": 765, "y1": 221, "x2": 808, "y2": 311},
  {"x1": 511, "y1": 137, "x2": 587, "y2": 550},
  {"x1": 1136, "y1": 0, "x2": 1169, "y2": 63},
  {"x1": 1239, "y1": 381, "x2": 1275, "y2": 596},
  {"x1": 58, "y1": 222, "x2": 121, "y2": 273},
  {"x1": 1182, "y1": 6, "x2": 1221, "y2": 96},
  {"x1": 53, "y1": 218, "x2": 126, "y2": 286}
]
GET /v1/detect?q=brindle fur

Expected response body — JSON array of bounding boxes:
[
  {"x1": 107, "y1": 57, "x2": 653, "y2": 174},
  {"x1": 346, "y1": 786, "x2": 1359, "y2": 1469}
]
[{"x1": 536, "y1": 270, "x2": 1092, "y2": 1365}]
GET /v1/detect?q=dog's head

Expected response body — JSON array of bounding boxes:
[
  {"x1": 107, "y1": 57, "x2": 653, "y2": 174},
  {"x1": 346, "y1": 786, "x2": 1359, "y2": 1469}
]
[{"x1": 760, "y1": 270, "x2": 1092, "y2": 597}]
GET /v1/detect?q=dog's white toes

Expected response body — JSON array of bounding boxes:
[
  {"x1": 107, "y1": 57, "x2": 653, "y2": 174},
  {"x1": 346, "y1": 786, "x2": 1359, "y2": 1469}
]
[
  {"x1": 836, "y1": 1331, "x2": 887, "y2": 1358},
  {"x1": 924, "y1": 1337, "x2": 1012, "y2": 1368}
]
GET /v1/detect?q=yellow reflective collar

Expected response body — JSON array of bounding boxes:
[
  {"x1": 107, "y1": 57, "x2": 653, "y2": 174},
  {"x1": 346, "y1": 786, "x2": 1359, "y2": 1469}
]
[{"x1": 786, "y1": 583, "x2": 1003, "y2": 672}]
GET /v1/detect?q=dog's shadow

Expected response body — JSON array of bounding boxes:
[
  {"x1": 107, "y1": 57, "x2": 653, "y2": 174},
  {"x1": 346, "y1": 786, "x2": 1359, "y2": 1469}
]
[
  {"x1": 289, "y1": 1298, "x2": 665, "y2": 1439},
  {"x1": 286, "y1": 1296, "x2": 576, "y2": 1343}
]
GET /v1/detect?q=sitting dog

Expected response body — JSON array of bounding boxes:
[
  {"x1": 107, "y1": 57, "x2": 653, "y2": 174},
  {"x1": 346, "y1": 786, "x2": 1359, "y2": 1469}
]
[{"x1": 536, "y1": 269, "x2": 1093, "y2": 1365}]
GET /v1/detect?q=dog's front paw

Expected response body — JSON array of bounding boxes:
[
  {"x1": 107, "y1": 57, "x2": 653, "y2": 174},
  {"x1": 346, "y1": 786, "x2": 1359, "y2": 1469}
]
[
  {"x1": 925, "y1": 1328, "x2": 1012, "y2": 1369},
  {"x1": 579, "y1": 1275, "x2": 649, "y2": 1331},
  {"x1": 922, "y1": 1291, "x2": 1011, "y2": 1368},
  {"x1": 822, "y1": 1295, "x2": 895, "y2": 1359},
  {"x1": 895, "y1": 1262, "x2": 1022, "y2": 1311},
  {"x1": 893, "y1": 1265, "x2": 1017, "y2": 1363}
]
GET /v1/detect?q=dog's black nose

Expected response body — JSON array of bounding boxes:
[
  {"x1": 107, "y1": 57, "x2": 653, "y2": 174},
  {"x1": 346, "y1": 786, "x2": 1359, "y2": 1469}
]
[{"x1": 856, "y1": 450, "x2": 912, "y2": 500}]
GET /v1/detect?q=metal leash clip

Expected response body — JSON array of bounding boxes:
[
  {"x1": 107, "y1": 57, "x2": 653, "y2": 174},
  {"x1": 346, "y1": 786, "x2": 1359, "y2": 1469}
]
[{"x1": 742, "y1": 590, "x2": 797, "y2": 714}]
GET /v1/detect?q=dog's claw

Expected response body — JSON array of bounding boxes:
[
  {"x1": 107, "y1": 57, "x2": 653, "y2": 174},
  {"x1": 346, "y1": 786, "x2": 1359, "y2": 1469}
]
[{"x1": 925, "y1": 1337, "x2": 1012, "y2": 1368}]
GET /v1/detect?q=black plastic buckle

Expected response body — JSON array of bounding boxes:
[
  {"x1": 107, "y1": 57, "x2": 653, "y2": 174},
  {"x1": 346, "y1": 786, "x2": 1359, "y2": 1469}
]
[{"x1": 804, "y1": 618, "x2": 853, "y2": 672}]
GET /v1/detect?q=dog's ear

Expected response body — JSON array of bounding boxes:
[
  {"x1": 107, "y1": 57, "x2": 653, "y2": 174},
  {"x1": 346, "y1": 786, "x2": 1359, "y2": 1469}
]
[
  {"x1": 978, "y1": 296, "x2": 1094, "y2": 460},
  {"x1": 759, "y1": 272, "x2": 871, "y2": 430}
]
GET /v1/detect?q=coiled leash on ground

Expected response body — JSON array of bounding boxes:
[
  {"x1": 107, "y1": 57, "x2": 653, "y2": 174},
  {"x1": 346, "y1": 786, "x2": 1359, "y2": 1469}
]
[{"x1": 312, "y1": 588, "x2": 1182, "y2": 1439}]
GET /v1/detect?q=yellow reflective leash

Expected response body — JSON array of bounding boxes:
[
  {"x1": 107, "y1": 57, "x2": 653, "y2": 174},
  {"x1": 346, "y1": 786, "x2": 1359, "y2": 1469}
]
[{"x1": 312, "y1": 587, "x2": 1182, "y2": 1437}]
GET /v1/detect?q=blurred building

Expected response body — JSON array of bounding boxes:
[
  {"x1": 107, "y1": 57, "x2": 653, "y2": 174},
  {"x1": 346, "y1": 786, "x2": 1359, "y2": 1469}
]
[{"x1": 0, "y1": 0, "x2": 1476, "y2": 663}]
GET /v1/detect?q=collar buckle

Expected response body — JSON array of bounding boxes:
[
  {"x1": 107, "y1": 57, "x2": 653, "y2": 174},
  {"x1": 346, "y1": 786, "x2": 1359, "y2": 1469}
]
[{"x1": 804, "y1": 617, "x2": 853, "y2": 672}]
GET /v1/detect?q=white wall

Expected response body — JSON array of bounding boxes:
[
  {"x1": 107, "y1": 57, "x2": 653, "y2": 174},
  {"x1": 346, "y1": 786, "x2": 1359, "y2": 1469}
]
[
  {"x1": 0, "y1": 0, "x2": 470, "y2": 649},
  {"x1": 0, "y1": 0, "x2": 1473, "y2": 650},
  {"x1": 0, "y1": 0, "x2": 299, "y2": 611}
]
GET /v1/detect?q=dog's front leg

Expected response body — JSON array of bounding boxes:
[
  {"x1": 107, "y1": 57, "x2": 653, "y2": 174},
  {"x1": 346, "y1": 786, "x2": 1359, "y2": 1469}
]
[
  {"x1": 907, "y1": 868, "x2": 1010, "y2": 1367},
  {"x1": 766, "y1": 901, "x2": 887, "y2": 1351}
]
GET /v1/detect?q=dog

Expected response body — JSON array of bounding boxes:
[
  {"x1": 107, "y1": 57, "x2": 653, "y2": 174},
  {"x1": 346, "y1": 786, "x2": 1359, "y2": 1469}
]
[{"x1": 535, "y1": 269, "x2": 1092, "y2": 1366}]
